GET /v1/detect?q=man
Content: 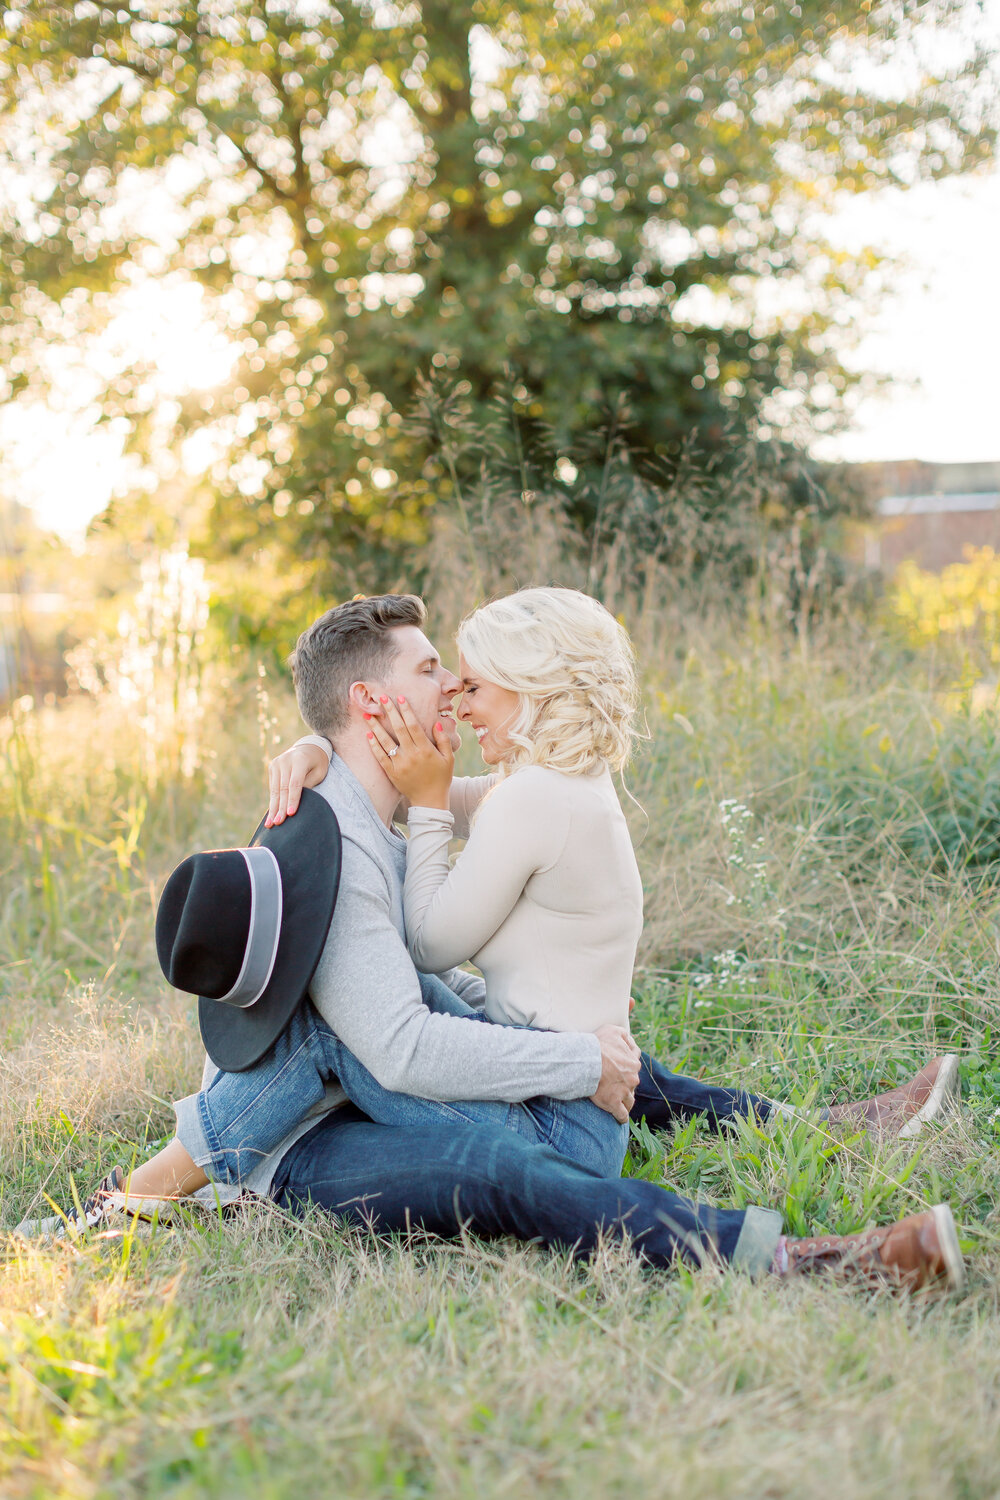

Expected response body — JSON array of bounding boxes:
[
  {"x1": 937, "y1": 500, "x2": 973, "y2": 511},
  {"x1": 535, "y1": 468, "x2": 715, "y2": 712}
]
[{"x1": 18, "y1": 596, "x2": 963, "y2": 1289}]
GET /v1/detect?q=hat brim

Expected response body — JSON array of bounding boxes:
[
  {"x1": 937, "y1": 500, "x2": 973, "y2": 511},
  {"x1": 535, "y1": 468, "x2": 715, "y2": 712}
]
[{"x1": 198, "y1": 786, "x2": 341, "y2": 1073}]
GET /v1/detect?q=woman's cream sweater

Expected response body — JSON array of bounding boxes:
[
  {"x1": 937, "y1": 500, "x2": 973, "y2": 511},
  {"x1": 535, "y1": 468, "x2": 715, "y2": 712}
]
[{"x1": 405, "y1": 766, "x2": 643, "y2": 1034}]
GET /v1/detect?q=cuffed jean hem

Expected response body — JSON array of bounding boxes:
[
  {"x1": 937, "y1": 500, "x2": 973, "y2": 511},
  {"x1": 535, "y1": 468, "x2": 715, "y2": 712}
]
[
  {"x1": 730, "y1": 1206, "x2": 783, "y2": 1276},
  {"x1": 763, "y1": 1099, "x2": 793, "y2": 1133},
  {"x1": 174, "y1": 1089, "x2": 218, "y2": 1173},
  {"x1": 764, "y1": 1101, "x2": 831, "y2": 1132}
]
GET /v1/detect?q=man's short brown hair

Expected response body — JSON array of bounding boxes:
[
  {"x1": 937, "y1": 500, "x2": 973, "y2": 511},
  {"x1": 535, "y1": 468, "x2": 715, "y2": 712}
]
[{"x1": 290, "y1": 594, "x2": 426, "y2": 739}]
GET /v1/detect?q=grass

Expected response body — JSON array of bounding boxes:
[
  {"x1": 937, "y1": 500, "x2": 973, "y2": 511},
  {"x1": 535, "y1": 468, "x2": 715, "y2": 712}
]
[{"x1": 2, "y1": 600, "x2": 1000, "y2": 1498}]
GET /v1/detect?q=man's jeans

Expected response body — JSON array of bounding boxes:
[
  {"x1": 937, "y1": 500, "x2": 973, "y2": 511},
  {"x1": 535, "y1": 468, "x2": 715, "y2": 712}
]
[
  {"x1": 270, "y1": 1106, "x2": 783, "y2": 1276},
  {"x1": 176, "y1": 976, "x2": 772, "y2": 1186}
]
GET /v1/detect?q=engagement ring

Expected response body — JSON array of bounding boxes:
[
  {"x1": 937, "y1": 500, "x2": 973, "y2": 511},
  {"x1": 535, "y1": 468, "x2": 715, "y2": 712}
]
[{"x1": 389, "y1": 747, "x2": 398, "y2": 757}]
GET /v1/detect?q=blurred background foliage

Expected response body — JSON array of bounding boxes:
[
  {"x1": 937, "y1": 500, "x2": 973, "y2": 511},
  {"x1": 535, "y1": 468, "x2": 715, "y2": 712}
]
[
  {"x1": 893, "y1": 546, "x2": 1000, "y2": 659},
  {"x1": 0, "y1": 0, "x2": 995, "y2": 632}
]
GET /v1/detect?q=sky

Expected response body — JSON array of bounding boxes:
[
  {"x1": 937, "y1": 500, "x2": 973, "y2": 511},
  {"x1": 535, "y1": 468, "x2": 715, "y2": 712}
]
[
  {"x1": 1, "y1": 279, "x2": 241, "y2": 540},
  {"x1": 810, "y1": 163, "x2": 1000, "y2": 469}
]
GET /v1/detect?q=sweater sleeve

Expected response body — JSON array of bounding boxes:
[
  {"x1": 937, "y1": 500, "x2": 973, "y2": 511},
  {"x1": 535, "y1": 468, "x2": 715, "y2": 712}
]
[
  {"x1": 404, "y1": 771, "x2": 570, "y2": 973},
  {"x1": 436, "y1": 966, "x2": 487, "y2": 1010},
  {"x1": 309, "y1": 836, "x2": 601, "y2": 1102},
  {"x1": 448, "y1": 774, "x2": 500, "y2": 840}
]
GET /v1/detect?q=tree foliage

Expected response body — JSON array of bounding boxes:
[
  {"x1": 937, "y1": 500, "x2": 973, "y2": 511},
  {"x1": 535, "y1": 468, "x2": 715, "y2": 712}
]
[{"x1": 0, "y1": 0, "x2": 994, "y2": 593}]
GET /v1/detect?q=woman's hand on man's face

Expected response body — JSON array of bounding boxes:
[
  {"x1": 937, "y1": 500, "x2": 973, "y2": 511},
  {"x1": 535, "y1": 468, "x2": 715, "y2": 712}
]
[{"x1": 367, "y1": 696, "x2": 454, "y2": 808}]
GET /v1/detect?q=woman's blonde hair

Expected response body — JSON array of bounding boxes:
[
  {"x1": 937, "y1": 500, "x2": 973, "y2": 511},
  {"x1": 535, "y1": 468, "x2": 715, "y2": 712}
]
[{"x1": 457, "y1": 587, "x2": 638, "y2": 777}]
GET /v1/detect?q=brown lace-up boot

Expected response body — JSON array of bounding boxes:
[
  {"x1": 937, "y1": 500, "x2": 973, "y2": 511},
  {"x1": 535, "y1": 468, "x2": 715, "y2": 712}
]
[
  {"x1": 824, "y1": 1054, "x2": 960, "y2": 1139},
  {"x1": 780, "y1": 1204, "x2": 964, "y2": 1292}
]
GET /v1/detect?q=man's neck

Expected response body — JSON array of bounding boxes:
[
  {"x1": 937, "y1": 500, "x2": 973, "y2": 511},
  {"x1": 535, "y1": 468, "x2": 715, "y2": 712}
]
[{"x1": 331, "y1": 728, "x2": 403, "y2": 828}]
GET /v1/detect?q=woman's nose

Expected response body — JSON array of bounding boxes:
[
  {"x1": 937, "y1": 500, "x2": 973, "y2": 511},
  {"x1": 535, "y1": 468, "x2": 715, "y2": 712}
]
[{"x1": 456, "y1": 693, "x2": 470, "y2": 721}]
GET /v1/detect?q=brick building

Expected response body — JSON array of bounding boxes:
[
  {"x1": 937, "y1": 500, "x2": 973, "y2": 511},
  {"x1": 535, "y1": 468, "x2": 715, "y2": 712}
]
[{"x1": 852, "y1": 459, "x2": 1000, "y2": 573}]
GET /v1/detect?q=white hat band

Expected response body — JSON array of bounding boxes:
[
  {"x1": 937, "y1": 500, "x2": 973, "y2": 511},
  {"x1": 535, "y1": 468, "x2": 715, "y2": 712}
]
[{"x1": 218, "y1": 846, "x2": 283, "y2": 1008}]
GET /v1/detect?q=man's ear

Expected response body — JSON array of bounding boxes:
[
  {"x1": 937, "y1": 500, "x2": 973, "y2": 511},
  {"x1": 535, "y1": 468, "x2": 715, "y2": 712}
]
[{"x1": 347, "y1": 680, "x2": 383, "y2": 716}]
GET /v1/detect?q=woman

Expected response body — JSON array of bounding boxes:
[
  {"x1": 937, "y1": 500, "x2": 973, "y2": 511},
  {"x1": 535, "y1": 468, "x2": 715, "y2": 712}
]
[{"x1": 372, "y1": 587, "x2": 643, "y2": 1040}]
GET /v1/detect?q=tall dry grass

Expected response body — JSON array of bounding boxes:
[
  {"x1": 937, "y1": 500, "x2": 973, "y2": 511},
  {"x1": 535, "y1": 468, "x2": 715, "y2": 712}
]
[{"x1": 2, "y1": 539, "x2": 1000, "y2": 1498}]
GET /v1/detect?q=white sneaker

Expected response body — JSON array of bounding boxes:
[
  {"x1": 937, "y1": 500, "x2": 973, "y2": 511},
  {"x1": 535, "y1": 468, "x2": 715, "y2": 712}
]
[
  {"x1": 14, "y1": 1167, "x2": 130, "y2": 1240},
  {"x1": 13, "y1": 1168, "x2": 187, "y2": 1240}
]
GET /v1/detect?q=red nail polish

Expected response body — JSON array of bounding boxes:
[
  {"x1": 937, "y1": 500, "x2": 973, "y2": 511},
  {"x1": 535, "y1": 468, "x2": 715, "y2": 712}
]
[
  {"x1": 380, "y1": 695, "x2": 388, "y2": 703},
  {"x1": 435, "y1": 722, "x2": 443, "y2": 733},
  {"x1": 367, "y1": 731, "x2": 374, "y2": 739},
  {"x1": 363, "y1": 712, "x2": 371, "y2": 720},
  {"x1": 397, "y1": 695, "x2": 405, "y2": 704}
]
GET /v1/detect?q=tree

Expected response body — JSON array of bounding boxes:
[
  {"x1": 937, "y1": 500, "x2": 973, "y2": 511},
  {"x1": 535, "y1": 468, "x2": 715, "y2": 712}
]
[{"x1": 0, "y1": 0, "x2": 994, "y2": 595}]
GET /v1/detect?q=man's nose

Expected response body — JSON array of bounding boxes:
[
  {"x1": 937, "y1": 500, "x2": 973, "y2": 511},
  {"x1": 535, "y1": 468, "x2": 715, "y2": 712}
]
[{"x1": 440, "y1": 671, "x2": 462, "y2": 700}]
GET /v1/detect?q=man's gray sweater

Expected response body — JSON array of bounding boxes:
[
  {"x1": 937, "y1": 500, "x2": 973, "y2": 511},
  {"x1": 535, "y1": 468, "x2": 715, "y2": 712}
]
[{"x1": 198, "y1": 754, "x2": 602, "y2": 1199}]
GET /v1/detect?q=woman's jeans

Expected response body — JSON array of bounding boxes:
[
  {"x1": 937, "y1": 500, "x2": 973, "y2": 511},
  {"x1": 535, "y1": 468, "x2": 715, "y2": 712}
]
[{"x1": 176, "y1": 975, "x2": 773, "y2": 1187}]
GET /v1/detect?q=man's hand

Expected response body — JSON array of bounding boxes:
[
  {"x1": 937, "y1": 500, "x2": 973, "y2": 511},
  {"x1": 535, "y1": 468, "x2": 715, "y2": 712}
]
[{"x1": 590, "y1": 1025, "x2": 641, "y2": 1123}]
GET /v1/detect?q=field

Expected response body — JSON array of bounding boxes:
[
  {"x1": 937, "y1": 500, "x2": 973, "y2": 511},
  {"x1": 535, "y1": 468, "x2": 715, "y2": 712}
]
[{"x1": 2, "y1": 585, "x2": 1000, "y2": 1499}]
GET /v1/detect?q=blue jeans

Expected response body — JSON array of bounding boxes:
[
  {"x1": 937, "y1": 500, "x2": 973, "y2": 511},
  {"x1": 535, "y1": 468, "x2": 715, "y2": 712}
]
[
  {"x1": 270, "y1": 1106, "x2": 783, "y2": 1275},
  {"x1": 178, "y1": 976, "x2": 627, "y2": 1181},
  {"x1": 633, "y1": 1049, "x2": 771, "y2": 1134},
  {"x1": 176, "y1": 975, "x2": 773, "y2": 1186}
]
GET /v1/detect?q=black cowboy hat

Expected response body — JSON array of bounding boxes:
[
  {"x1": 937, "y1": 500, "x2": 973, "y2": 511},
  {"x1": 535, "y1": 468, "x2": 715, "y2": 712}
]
[{"x1": 155, "y1": 787, "x2": 341, "y2": 1072}]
